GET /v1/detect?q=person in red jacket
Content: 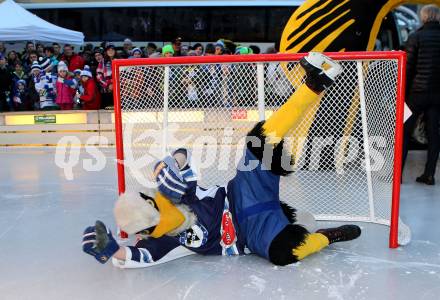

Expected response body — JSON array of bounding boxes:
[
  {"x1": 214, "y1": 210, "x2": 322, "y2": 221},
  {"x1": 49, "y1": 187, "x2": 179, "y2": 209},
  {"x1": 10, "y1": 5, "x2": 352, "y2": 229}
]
[
  {"x1": 61, "y1": 44, "x2": 85, "y2": 72},
  {"x1": 79, "y1": 65, "x2": 101, "y2": 110}
]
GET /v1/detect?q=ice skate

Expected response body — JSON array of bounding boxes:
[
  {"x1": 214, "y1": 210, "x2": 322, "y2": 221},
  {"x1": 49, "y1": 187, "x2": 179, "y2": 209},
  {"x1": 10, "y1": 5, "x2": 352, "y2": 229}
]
[
  {"x1": 300, "y1": 52, "x2": 343, "y2": 93},
  {"x1": 316, "y1": 225, "x2": 361, "y2": 244}
]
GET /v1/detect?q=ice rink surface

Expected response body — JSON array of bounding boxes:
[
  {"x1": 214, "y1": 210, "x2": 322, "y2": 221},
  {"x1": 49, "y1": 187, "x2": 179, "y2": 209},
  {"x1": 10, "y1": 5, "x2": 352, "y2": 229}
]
[{"x1": 0, "y1": 148, "x2": 439, "y2": 300}]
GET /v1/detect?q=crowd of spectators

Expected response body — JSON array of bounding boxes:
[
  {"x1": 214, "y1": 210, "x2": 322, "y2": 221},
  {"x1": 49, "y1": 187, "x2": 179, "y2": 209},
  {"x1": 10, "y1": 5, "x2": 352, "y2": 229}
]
[{"x1": 0, "y1": 37, "x2": 264, "y2": 112}]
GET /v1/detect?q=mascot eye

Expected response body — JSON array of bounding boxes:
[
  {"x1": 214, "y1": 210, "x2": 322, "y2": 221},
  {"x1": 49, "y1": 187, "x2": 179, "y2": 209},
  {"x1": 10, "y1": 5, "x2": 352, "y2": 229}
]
[
  {"x1": 136, "y1": 225, "x2": 156, "y2": 236},
  {"x1": 139, "y1": 192, "x2": 158, "y2": 210}
]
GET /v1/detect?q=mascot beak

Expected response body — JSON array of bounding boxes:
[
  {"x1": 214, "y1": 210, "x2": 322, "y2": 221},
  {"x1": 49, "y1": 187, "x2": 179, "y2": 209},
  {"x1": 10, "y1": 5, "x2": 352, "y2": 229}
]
[{"x1": 150, "y1": 192, "x2": 185, "y2": 238}]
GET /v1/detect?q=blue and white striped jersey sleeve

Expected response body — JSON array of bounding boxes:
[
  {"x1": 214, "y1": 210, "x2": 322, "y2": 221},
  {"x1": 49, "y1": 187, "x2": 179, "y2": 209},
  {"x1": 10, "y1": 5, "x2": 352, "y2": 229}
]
[
  {"x1": 181, "y1": 165, "x2": 198, "y2": 183},
  {"x1": 111, "y1": 237, "x2": 194, "y2": 269},
  {"x1": 155, "y1": 156, "x2": 187, "y2": 203}
]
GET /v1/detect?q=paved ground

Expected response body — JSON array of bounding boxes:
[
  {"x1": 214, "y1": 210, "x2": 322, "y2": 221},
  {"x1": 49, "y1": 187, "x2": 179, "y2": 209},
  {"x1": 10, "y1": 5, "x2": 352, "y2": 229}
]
[{"x1": 0, "y1": 148, "x2": 438, "y2": 300}]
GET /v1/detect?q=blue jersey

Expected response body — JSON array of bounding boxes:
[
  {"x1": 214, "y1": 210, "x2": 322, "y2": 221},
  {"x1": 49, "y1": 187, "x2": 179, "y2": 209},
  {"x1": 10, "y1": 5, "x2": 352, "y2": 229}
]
[{"x1": 124, "y1": 149, "x2": 290, "y2": 266}]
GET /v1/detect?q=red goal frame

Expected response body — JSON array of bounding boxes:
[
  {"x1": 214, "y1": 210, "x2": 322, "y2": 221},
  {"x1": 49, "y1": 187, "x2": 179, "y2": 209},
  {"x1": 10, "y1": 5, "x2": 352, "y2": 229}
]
[{"x1": 112, "y1": 51, "x2": 406, "y2": 247}]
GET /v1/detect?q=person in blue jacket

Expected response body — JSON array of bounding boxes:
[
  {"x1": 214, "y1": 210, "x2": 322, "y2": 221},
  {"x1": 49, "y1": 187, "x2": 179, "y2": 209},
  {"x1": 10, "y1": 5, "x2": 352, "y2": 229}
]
[{"x1": 82, "y1": 53, "x2": 361, "y2": 268}]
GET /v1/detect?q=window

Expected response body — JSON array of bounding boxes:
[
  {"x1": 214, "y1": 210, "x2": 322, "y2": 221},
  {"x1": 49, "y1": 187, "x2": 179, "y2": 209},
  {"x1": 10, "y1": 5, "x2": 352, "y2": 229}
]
[
  {"x1": 154, "y1": 8, "x2": 210, "y2": 41},
  {"x1": 267, "y1": 7, "x2": 297, "y2": 45},
  {"x1": 31, "y1": 6, "x2": 295, "y2": 43},
  {"x1": 33, "y1": 9, "x2": 101, "y2": 41},
  {"x1": 210, "y1": 8, "x2": 266, "y2": 42},
  {"x1": 101, "y1": 8, "x2": 154, "y2": 41}
]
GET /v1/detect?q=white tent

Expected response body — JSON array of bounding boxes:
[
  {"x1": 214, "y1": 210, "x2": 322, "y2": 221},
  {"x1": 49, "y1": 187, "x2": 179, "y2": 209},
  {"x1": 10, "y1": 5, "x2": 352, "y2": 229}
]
[{"x1": 0, "y1": 0, "x2": 84, "y2": 45}]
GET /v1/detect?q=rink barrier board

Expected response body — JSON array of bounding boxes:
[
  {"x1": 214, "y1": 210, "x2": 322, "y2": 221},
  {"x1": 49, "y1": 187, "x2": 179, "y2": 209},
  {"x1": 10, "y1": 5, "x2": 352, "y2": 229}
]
[
  {"x1": 0, "y1": 109, "x2": 276, "y2": 147},
  {"x1": 0, "y1": 110, "x2": 113, "y2": 146}
]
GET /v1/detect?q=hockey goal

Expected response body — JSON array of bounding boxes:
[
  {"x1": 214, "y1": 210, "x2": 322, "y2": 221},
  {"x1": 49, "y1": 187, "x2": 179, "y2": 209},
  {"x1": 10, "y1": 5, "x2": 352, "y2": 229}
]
[{"x1": 112, "y1": 51, "x2": 409, "y2": 248}]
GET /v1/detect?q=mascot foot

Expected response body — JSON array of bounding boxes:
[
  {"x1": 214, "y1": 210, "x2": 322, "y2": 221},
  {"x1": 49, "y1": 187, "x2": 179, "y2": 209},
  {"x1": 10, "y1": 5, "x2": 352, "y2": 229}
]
[
  {"x1": 316, "y1": 225, "x2": 361, "y2": 244},
  {"x1": 300, "y1": 52, "x2": 342, "y2": 93}
]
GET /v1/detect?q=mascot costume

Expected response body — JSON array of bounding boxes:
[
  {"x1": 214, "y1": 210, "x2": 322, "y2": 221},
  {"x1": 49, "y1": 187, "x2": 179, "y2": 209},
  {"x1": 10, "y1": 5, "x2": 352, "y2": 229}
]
[
  {"x1": 82, "y1": 53, "x2": 361, "y2": 267},
  {"x1": 82, "y1": 0, "x2": 436, "y2": 267}
]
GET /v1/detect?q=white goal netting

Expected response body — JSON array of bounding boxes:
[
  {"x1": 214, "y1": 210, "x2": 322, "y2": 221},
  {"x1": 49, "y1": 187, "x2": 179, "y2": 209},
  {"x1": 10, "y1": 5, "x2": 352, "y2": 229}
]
[{"x1": 114, "y1": 53, "x2": 410, "y2": 246}]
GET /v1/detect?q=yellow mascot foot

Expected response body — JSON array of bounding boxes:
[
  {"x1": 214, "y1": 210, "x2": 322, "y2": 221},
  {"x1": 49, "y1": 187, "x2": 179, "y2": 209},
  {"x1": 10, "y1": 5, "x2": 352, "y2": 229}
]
[{"x1": 292, "y1": 233, "x2": 329, "y2": 260}]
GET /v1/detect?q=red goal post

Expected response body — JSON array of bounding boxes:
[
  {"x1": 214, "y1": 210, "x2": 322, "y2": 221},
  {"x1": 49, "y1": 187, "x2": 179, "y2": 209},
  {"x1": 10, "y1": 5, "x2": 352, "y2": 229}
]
[{"x1": 112, "y1": 51, "x2": 407, "y2": 248}]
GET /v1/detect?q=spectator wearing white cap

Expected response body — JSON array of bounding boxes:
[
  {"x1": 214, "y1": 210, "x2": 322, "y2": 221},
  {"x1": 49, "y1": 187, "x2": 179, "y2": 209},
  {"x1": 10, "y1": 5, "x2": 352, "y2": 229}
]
[
  {"x1": 79, "y1": 65, "x2": 101, "y2": 110},
  {"x1": 71, "y1": 68, "x2": 83, "y2": 107},
  {"x1": 55, "y1": 61, "x2": 76, "y2": 110},
  {"x1": 122, "y1": 38, "x2": 134, "y2": 58},
  {"x1": 34, "y1": 57, "x2": 58, "y2": 110},
  {"x1": 215, "y1": 40, "x2": 225, "y2": 55},
  {"x1": 130, "y1": 48, "x2": 143, "y2": 59},
  {"x1": 28, "y1": 61, "x2": 42, "y2": 110},
  {"x1": 72, "y1": 69, "x2": 82, "y2": 87},
  {"x1": 80, "y1": 65, "x2": 93, "y2": 78},
  {"x1": 30, "y1": 61, "x2": 41, "y2": 75}
]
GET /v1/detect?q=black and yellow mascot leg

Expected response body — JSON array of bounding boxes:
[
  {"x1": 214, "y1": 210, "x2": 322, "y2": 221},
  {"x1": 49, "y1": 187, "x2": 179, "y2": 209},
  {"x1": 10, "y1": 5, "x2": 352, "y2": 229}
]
[{"x1": 246, "y1": 52, "x2": 361, "y2": 266}]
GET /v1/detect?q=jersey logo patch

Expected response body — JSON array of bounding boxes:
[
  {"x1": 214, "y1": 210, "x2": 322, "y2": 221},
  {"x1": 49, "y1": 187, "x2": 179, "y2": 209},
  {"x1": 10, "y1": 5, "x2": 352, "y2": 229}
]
[
  {"x1": 220, "y1": 210, "x2": 237, "y2": 248},
  {"x1": 178, "y1": 223, "x2": 208, "y2": 248}
]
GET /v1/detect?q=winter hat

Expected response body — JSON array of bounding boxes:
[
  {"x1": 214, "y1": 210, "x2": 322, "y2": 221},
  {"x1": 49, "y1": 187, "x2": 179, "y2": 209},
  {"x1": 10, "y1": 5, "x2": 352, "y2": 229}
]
[
  {"x1": 16, "y1": 79, "x2": 26, "y2": 87},
  {"x1": 80, "y1": 65, "x2": 92, "y2": 78},
  {"x1": 114, "y1": 191, "x2": 160, "y2": 235},
  {"x1": 162, "y1": 44, "x2": 174, "y2": 55},
  {"x1": 57, "y1": 61, "x2": 68, "y2": 72},
  {"x1": 94, "y1": 47, "x2": 104, "y2": 55},
  {"x1": 73, "y1": 69, "x2": 82, "y2": 75},
  {"x1": 215, "y1": 40, "x2": 225, "y2": 49},
  {"x1": 105, "y1": 43, "x2": 116, "y2": 50},
  {"x1": 38, "y1": 56, "x2": 51, "y2": 70},
  {"x1": 30, "y1": 61, "x2": 42, "y2": 72},
  {"x1": 131, "y1": 47, "x2": 142, "y2": 55},
  {"x1": 236, "y1": 46, "x2": 253, "y2": 55}
]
